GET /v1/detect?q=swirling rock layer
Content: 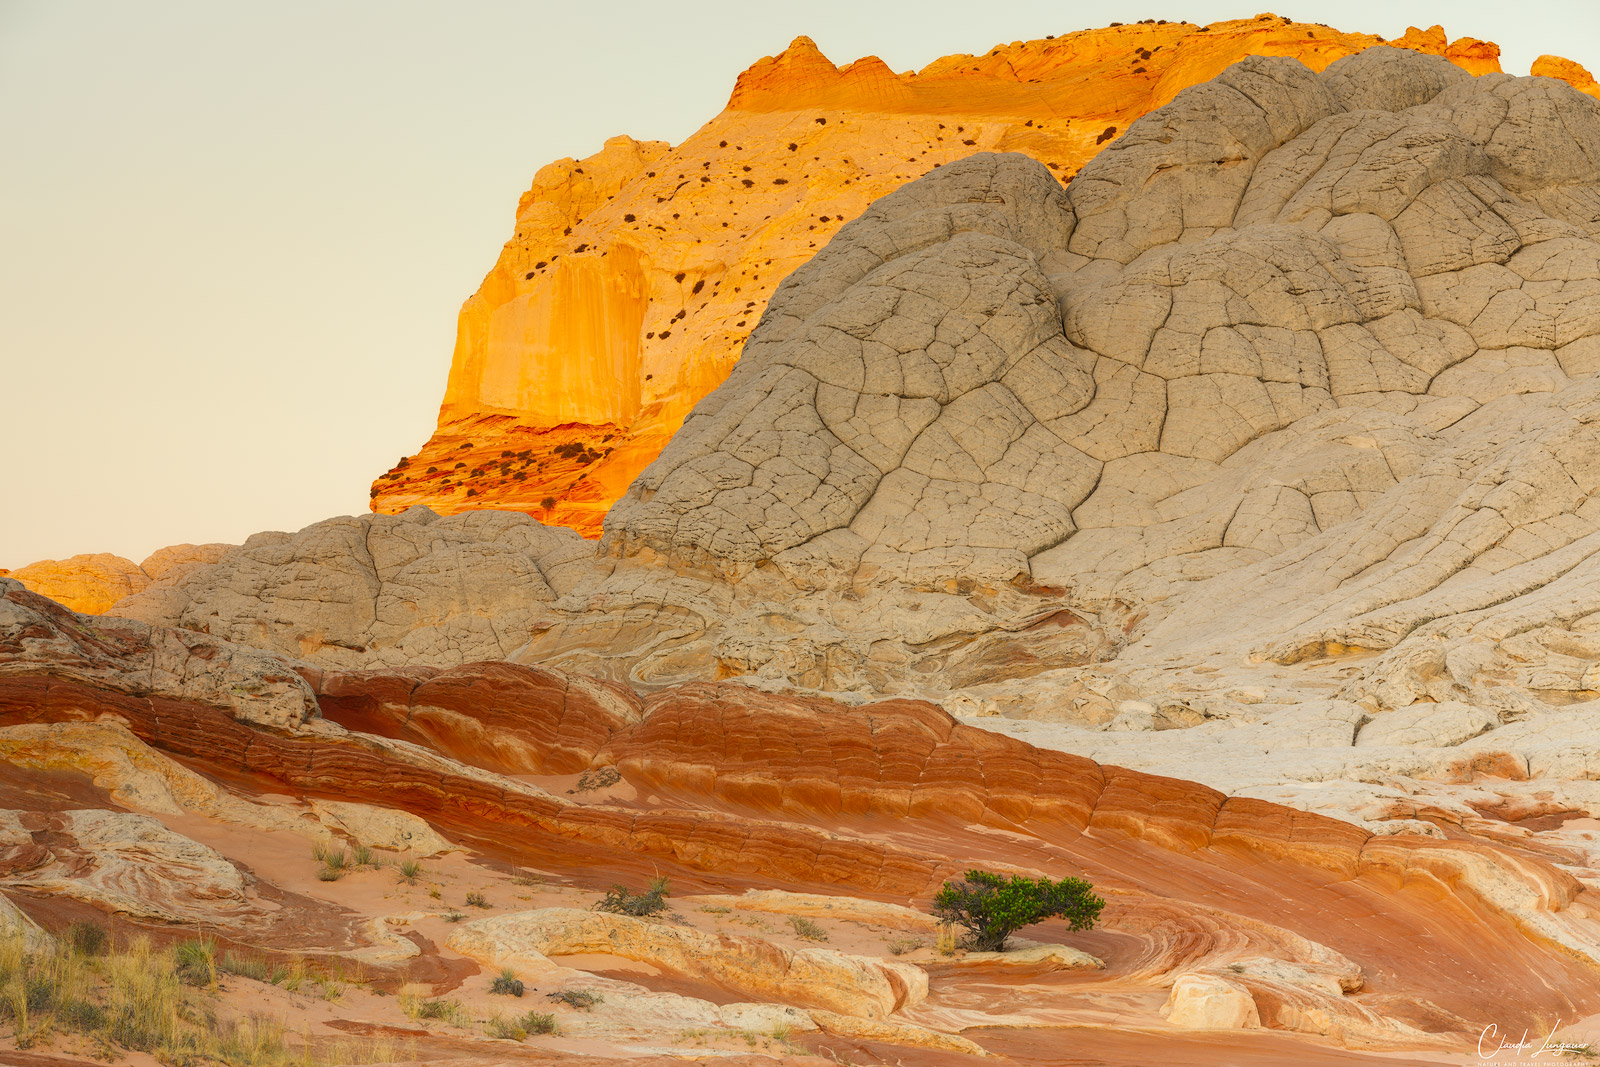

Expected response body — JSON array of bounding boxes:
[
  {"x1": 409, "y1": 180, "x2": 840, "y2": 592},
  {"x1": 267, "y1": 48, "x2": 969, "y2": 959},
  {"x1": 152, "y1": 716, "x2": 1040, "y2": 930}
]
[{"x1": 4, "y1": 582, "x2": 1599, "y2": 1059}]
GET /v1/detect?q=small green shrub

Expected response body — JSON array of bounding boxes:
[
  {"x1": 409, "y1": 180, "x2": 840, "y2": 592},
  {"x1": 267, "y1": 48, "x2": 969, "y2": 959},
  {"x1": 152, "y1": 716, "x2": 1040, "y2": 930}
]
[
  {"x1": 444, "y1": 911, "x2": 464, "y2": 923},
  {"x1": 465, "y1": 892, "x2": 490, "y2": 909},
  {"x1": 398, "y1": 860, "x2": 422, "y2": 885},
  {"x1": 485, "y1": 1014, "x2": 525, "y2": 1040},
  {"x1": 317, "y1": 867, "x2": 344, "y2": 882},
  {"x1": 930, "y1": 869, "x2": 1103, "y2": 952},
  {"x1": 547, "y1": 989, "x2": 602, "y2": 1011},
  {"x1": 595, "y1": 876, "x2": 669, "y2": 917},
  {"x1": 489, "y1": 967, "x2": 524, "y2": 997},
  {"x1": 352, "y1": 844, "x2": 375, "y2": 867}
]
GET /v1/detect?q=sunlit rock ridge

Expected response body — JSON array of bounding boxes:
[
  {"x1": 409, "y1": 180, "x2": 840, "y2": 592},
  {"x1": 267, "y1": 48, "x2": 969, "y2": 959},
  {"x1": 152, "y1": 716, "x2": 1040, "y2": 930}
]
[{"x1": 368, "y1": 14, "x2": 1579, "y2": 536}]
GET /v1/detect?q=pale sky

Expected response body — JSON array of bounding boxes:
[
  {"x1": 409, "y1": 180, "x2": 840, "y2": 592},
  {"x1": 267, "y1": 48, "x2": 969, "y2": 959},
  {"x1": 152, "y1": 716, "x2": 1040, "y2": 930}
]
[{"x1": 3, "y1": 0, "x2": 1596, "y2": 568}]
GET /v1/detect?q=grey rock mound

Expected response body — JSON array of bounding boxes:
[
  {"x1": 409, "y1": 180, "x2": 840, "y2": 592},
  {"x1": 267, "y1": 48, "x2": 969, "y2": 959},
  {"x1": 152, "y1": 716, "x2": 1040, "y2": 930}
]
[
  {"x1": 108, "y1": 507, "x2": 596, "y2": 668},
  {"x1": 602, "y1": 48, "x2": 1600, "y2": 674}
]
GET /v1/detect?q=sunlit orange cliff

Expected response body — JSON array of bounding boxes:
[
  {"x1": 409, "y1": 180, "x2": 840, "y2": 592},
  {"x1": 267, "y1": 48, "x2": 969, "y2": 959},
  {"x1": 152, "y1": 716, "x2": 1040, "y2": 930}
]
[{"x1": 366, "y1": 14, "x2": 1560, "y2": 536}]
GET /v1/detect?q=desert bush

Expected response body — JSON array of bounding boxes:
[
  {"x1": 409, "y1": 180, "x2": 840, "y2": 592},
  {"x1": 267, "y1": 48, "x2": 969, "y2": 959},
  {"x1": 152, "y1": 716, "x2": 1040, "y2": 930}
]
[
  {"x1": 931, "y1": 869, "x2": 1103, "y2": 952},
  {"x1": 595, "y1": 876, "x2": 669, "y2": 917},
  {"x1": 521, "y1": 1010, "x2": 559, "y2": 1035},
  {"x1": 485, "y1": 1013, "x2": 525, "y2": 1040},
  {"x1": 397, "y1": 859, "x2": 422, "y2": 885},
  {"x1": 887, "y1": 937, "x2": 924, "y2": 956},
  {"x1": 489, "y1": 967, "x2": 524, "y2": 997},
  {"x1": 416, "y1": 997, "x2": 468, "y2": 1026},
  {"x1": 174, "y1": 938, "x2": 216, "y2": 987},
  {"x1": 464, "y1": 891, "x2": 490, "y2": 909},
  {"x1": 788, "y1": 916, "x2": 828, "y2": 942},
  {"x1": 546, "y1": 988, "x2": 602, "y2": 1011},
  {"x1": 65, "y1": 920, "x2": 108, "y2": 957},
  {"x1": 352, "y1": 844, "x2": 375, "y2": 867}
]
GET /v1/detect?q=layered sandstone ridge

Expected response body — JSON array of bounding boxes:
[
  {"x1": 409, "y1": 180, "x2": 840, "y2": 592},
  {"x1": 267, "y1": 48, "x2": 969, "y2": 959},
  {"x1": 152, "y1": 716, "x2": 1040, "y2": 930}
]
[
  {"x1": 6, "y1": 578, "x2": 1600, "y2": 1056},
  {"x1": 372, "y1": 15, "x2": 1541, "y2": 536}
]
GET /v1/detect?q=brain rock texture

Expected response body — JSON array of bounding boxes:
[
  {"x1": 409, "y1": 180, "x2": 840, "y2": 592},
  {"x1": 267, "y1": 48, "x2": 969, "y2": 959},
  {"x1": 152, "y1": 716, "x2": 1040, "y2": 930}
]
[
  {"x1": 590, "y1": 47, "x2": 1600, "y2": 707},
  {"x1": 606, "y1": 47, "x2": 1600, "y2": 616}
]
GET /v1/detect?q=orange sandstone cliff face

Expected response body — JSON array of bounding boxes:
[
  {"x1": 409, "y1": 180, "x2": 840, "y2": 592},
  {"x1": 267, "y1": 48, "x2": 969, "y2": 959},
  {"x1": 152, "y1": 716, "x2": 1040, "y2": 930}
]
[{"x1": 370, "y1": 14, "x2": 1538, "y2": 536}]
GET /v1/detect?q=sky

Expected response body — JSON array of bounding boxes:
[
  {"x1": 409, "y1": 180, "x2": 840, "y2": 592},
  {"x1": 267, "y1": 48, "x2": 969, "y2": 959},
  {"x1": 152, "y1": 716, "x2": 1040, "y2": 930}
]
[{"x1": 3, "y1": 0, "x2": 1597, "y2": 568}]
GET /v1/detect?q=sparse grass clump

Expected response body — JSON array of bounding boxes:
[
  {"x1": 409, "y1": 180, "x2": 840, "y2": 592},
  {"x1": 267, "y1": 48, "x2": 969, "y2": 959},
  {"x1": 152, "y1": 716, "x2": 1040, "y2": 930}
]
[
  {"x1": 174, "y1": 938, "x2": 216, "y2": 987},
  {"x1": 788, "y1": 916, "x2": 828, "y2": 942},
  {"x1": 489, "y1": 966, "x2": 524, "y2": 997},
  {"x1": 522, "y1": 1010, "x2": 559, "y2": 1035},
  {"x1": 220, "y1": 950, "x2": 272, "y2": 982},
  {"x1": 887, "y1": 936, "x2": 925, "y2": 956},
  {"x1": 0, "y1": 925, "x2": 400, "y2": 1064},
  {"x1": 444, "y1": 910, "x2": 465, "y2": 923},
  {"x1": 547, "y1": 988, "x2": 602, "y2": 1011},
  {"x1": 314, "y1": 842, "x2": 350, "y2": 882},
  {"x1": 596, "y1": 875, "x2": 670, "y2": 917},
  {"x1": 464, "y1": 891, "x2": 491, "y2": 909},
  {"x1": 352, "y1": 844, "x2": 375, "y2": 867},
  {"x1": 415, "y1": 996, "x2": 469, "y2": 1026},
  {"x1": 485, "y1": 1013, "x2": 525, "y2": 1040},
  {"x1": 397, "y1": 859, "x2": 423, "y2": 885}
]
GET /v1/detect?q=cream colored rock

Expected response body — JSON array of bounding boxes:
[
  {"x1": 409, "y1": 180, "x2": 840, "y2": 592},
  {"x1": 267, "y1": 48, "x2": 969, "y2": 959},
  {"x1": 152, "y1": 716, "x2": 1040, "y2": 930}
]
[
  {"x1": 938, "y1": 939, "x2": 1104, "y2": 970},
  {"x1": 308, "y1": 800, "x2": 459, "y2": 857},
  {"x1": 0, "y1": 891, "x2": 50, "y2": 950},
  {"x1": 1, "y1": 577, "x2": 319, "y2": 732},
  {"x1": 1162, "y1": 972, "x2": 1261, "y2": 1029},
  {"x1": 1355, "y1": 702, "x2": 1497, "y2": 747},
  {"x1": 0, "y1": 809, "x2": 263, "y2": 927},
  {"x1": 808, "y1": 1009, "x2": 991, "y2": 1056},
  {"x1": 685, "y1": 889, "x2": 939, "y2": 932},
  {"x1": 447, "y1": 907, "x2": 925, "y2": 1019},
  {"x1": 0, "y1": 721, "x2": 308, "y2": 833},
  {"x1": 107, "y1": 508, "x2": 599, "y2": 668}
]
